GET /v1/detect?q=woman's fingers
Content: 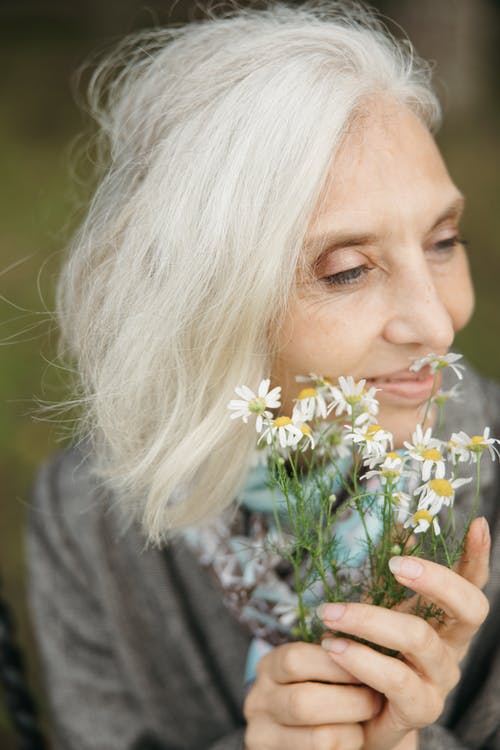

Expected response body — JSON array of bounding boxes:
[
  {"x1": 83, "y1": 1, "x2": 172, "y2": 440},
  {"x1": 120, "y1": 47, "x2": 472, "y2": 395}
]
[
  {"x1": 393, "y1": 517, "x2": 490, "y2": 625},
  {"x1": 317, "y1": 529, "x2": 489, "y2": 670},
  {"x1": 318, "y1": 601, "x2": 456, "y2": 685},
  {"x1": 259, "y1": 641, "x2": 360, "y2": 685},
  {"x1": 321, "y1": 637, "x2": 447, "y2": 728},
  {"x1": 246, "y1": 642, "x2": 381, "y2": 729},
  {"x1": 245, "y1": 715, "x2": 365, "y2": 750},
  {"x1": 265, "y1": 681, "x2": 381, "y2": 726},
  {"x1": 388, "y1": 555, "x2": 488, "y2": 623},
  {"x1": 388, "y1": 550, "x2": 490, "y2": 650}
]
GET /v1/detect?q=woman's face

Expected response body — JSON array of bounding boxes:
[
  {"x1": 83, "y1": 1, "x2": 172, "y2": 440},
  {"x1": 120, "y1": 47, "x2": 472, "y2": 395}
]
[{"x1": 272, "y1": 98, "x2": 474, "y2": 447}]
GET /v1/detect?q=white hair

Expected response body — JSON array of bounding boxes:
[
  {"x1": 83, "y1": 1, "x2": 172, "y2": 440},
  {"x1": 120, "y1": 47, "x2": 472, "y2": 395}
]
[{"x1": 57, "y1": 0, "x2": 441, "y2": 544}]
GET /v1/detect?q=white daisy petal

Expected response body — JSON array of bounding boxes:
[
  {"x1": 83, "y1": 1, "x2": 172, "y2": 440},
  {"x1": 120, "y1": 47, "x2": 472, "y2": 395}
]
[
  {"x1": 258, "y1": 378, "x2": 270, "y2": 398},
  {"x1": 235, "y1": 385, "x2": 255, "y2": 401}
]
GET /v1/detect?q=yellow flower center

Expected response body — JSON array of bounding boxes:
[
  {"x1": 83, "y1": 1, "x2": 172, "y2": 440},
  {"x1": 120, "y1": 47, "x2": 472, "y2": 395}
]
[
  {"x1": 429, "y1": 479, "x2": 453, "y2": 497},
  {"x1": 421, "y1": 448, "x2": 442, "y2": 461},
  {"x1": 413, "y1": 509, "x2": 434, "y2": 524},
  {"x1": 386, "y1": 452, "x2": 400, "y2": 461},
  {"x1": 468, "y1": 435, "x2": 487, "y2": 453},
  {"x1": 300, "y1": 424, "x2": 312, "y2": 436},
  {"x1": 433, "y1": 394, "x2": 448, "y2": 405},
  {"x1": 248, "y1": 397, "x2": 267, "y2": 414},
  {"x1": 365, "y1": 424, "x2": 382, "y2": 438},
  {"x1": 297, "y1": 387, "x2": 318, "y2": 400},
  {"x1": 273, "y1": 416, "x2": 292, "y2": 428},
  {"x1": 382, "y1": 469, "x2": 400, "y2": 481},
  {"x1": 435, "y1": 359, "x2": 449, "y2": 370},
  {"x1": 346, "y1": 388, "x2": 366, "y2": 405}
]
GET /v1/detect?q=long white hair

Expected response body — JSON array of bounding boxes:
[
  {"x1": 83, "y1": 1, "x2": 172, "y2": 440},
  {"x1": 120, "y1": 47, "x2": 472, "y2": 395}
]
[{"x1": 57, "y1": 0, "x2": 441, "y2": 544}]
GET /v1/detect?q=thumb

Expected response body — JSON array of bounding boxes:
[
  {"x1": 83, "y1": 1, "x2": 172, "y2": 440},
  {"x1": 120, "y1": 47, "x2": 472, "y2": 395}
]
[{"x1": 454, "y1": 516, "x2": 490, "y2": 590}]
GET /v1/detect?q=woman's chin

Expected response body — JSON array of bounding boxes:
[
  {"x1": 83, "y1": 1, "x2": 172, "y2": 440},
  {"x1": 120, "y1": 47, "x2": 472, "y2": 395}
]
[{"x1": 380, "y1": 404, "x2": 436, "y2": 448}]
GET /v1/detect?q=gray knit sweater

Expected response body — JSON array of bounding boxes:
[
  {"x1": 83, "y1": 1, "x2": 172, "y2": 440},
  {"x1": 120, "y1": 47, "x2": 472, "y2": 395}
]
[{"x1": 27, "y1": 368, "x2": 500, "y2": 750}]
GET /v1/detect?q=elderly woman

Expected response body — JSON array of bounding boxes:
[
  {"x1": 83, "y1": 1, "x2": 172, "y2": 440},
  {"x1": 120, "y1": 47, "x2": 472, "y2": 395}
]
[{"x1": 27, "y1": 3, "x2": 500, "y2": 750}]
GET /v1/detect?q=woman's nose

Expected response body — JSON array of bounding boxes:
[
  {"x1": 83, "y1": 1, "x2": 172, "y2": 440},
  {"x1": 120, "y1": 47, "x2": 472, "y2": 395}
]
[{"x1": 382, "y1": 264, "x2": 455, "y2": 352}]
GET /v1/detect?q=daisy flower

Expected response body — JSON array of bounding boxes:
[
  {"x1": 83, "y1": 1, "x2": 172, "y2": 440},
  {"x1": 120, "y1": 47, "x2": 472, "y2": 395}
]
[
  {"x1": 404, "y1": 508, "x2": 441, "y2": 535},
  {"x1": 390, "y1": 489, "x2": 412, "y2": 522},
  {"x1": 364, "y1": 448, "x2": 402, "y2": 470},
  {"x1": 329, "y1": 376, "x2": 379, "y2": 423},
  {"x1": 297, "y1": 422, "x2": 316, "y2": 451},
  {"x1": 345, "y1": 423, "x2": 393, "y2": 461},
  {"x1": 295, "y1": 373, "x2": 334, "y2": 390},
  {"x1": 409, "y1": 352, "x2": 465, "y2": 380},
  {"x1": 403, "y1": 424, "x2": 442, "y2": 460},
  {"x1": 363, "y1": 452, "x2": 405, "y2": 485},
  {"x1": 412, "y1": 447, "x2": 446, "y2": 481},
  {"x1": 292, "y1": 386, "x2": 328, "y2": 421},
  {"x1": 228, "y1": 378, "x2": 281, "y2": 432},
  {"x1": 448, "y1": 428, "x2": 500, "y2": 463},
  {"x1": 259, "y1": 416, "x2": 303, "y2": 449},
  {"x1": 431, "y1": 384, "x2": 462, "y2": 406},
  {"x1": 414, "y1": 476, "x2": 472, "y2": 515}
]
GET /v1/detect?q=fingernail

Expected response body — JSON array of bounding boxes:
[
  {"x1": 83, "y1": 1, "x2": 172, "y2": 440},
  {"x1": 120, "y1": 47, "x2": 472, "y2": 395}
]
[
  {"x1": 480, "y1": 517, "x2": 490, "y2": 545},
  {"x1": 316, "y1": 603, "x2": 346, "y2": 621},
  {"x1": 322, "y1": 638, "x2": 348, "y2": 654},
  {"x1": 389, "y1": 556, "x2": 423, "y2": 579}
]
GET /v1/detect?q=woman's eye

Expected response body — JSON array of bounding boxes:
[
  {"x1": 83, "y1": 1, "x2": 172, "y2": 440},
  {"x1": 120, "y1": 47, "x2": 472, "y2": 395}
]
[
  {"x1": 432, "y1": 235, "x2": 468, "y2": 253},
  {"x1": 321, "y1": 265, "x2": 371, "y2": 287}
]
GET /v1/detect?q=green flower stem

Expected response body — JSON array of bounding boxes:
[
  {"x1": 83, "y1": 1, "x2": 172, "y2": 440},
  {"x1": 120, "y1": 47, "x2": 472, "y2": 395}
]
[
  {"x1": 354, "y1": 495, "x2": 375, "y2": 564},
  {"x1": 310, "y1": 507, "x2": 332, "y2": 600},
  {"x1": 311, "y1": 553, "x2": 333, "y2": 602},
  {"x1": 442, "y1": 497, "x2": 456, "y2": 538},
  {"x1": 405, "y1": 534, "x2": 424, "y2": 557},
  {"x1": 420, "y1": 370, "x2": 440, "y2": 428},
  {"x1": 439, "y1": 528, "x2": 453, "y2": 568},
  {"x1": 461, "y1": 457, "x2": 482, "y2": 552},
  {"x1": 272, "y1": 442, "x2": 298, "y2": 538},
  {"x1": 381, "y1": 489, "x2": 393, "y2": 576}
]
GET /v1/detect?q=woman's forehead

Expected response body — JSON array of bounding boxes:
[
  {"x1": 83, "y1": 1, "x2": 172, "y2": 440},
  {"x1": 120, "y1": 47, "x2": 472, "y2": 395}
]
[{"x1": 305, "y1": 102, "x2": 463, "y2": 252}]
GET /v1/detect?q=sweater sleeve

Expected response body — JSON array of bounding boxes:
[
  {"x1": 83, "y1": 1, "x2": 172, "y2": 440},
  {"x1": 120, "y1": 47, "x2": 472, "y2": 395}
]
[
  {"x1": 420, "y1": 725, "x2": 500, "y2": 750},
  {"x1": 26, "y1": 453, "x2": 147, "y2": 750},
  {"x1": 130, "y1": 728, "x2": 246, "y2": 749},
  {"x1": 419, "y1": 726, "x2": 469, "y2": 750},
  {"x1": 26, "y1": 452, "x2": 248, "y2": 750}
]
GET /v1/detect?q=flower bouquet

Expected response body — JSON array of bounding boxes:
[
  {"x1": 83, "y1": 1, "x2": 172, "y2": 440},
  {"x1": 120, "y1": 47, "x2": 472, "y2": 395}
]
[{"x1": 228, "y1": 353, "x2": 498, "y2": 644}]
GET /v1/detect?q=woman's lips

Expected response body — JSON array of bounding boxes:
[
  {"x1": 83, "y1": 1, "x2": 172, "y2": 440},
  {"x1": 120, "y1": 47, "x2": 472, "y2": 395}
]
[{"x1": 366, "y1": 366, "x2": 441, "y2": 403}]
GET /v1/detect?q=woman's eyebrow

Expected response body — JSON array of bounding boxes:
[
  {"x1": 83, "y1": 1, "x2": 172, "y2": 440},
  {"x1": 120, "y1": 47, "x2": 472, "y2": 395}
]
[
  {"x1": 428, "y1": 195, "x2": 465, "y2": 230},
  {"x1": 305, "y1": 230, "x2": 376, "y2": 256},
  {"x1": 305, "y1": 195, "x2": 466, "y2": 257}
]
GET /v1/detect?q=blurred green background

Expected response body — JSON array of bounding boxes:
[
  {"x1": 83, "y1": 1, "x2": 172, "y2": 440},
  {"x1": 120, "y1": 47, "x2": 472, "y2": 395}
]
[{"x1": 1, "y1": 0, "x2": 499, "y2": 746}]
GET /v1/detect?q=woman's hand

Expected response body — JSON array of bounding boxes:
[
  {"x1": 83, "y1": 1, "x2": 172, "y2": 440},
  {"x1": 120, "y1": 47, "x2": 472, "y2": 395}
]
[
  {"x1": 243, "y1": 640, "x2": 383, "y2": 750},
  {"x1": 318, "y1": 516, "x2": 491, "y2": 750}
]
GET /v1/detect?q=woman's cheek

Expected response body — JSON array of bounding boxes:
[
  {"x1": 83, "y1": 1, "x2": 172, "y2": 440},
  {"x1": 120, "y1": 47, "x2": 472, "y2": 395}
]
[{"x1": 449, "y1": 257, "x2": 475, "y2": 333}]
